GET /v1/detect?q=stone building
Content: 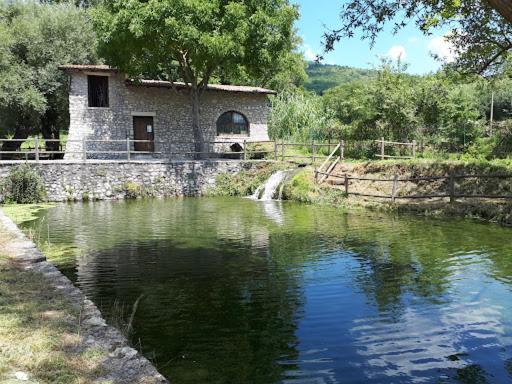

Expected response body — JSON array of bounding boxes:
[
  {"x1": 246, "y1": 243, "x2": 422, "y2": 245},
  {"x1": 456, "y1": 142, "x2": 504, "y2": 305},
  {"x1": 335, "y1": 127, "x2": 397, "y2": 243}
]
[{"x1": 59, "y1": 65, "x2": 275, "y2": 160}]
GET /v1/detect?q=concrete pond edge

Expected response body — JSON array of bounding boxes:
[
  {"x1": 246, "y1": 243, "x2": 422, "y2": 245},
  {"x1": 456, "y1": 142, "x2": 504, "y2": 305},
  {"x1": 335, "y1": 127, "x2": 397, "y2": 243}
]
[{"x1": 0, "y1": 208, "x2": 169, "y2": 384}]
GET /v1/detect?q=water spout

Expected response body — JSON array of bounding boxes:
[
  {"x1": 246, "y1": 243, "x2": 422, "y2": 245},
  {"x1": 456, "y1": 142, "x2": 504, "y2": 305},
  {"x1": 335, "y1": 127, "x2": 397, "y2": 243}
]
[{"x1": 249, "y1": 170, "x2": 291, "y2": 201}]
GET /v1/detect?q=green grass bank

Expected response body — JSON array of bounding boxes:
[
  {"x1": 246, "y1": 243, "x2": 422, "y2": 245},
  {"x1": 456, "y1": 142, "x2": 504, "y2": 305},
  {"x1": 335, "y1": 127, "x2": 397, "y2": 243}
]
[
  {"x1": 208, "y1": 159, "x2": 512, "y2": 226},
  {"x1": 0, "y1": 227, "x2": 109, "y2": 383}
]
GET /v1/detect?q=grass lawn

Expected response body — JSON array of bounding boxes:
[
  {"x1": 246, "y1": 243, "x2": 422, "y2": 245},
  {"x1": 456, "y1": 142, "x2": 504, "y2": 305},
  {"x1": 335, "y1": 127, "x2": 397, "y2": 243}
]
[{"x1": 0, "y1": 225, "x2": 110, "y2": 384}]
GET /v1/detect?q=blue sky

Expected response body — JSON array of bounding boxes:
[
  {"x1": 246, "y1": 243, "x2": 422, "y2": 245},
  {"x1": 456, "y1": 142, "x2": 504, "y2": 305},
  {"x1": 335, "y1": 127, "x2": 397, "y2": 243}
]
[{"x1": 294, "y1": 0, "x2": 454, "y2": 74}]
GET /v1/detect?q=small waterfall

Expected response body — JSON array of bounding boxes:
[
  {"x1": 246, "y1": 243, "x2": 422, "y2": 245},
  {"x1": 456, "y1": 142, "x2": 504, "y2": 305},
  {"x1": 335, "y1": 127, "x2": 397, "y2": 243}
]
[{"x1": 249, "y1": 170, "x2": 291, "y2": 201}]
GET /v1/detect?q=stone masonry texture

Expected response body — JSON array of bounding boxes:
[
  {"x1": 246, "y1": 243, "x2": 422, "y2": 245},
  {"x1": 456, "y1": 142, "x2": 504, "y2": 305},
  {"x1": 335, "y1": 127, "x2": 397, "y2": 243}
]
[
  {"x1": 0, "y1": 160, "x2": 265, "y2": 202},
  {"x1": 65, "y1": 72, "x2": 271, "y2": 160}
]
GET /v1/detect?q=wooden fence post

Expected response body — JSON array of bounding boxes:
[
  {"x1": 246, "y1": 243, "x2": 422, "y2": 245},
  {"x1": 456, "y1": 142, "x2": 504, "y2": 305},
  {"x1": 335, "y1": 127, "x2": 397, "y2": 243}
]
[
  {"x1": 449, "y1": 174, "x2": 455, "y2": 203},
  {"x1": 243, "y1": 139, "x2": 247, "y2": 160},
  {"x1": 344, "y1": 174, "x2": 349, "y2": 195},
  {"x1": 312, "y1": 140, "x2": 316, "y2": 164},
  {"x1": 380, "y1": 137, "x2": 385, "y2": 160},
  {"x1": 274, "y1": 140, "x2": 278, "y2": 161},
  {"x1": 82, "y1": 138, "x2": 87, "y2": 163},
  {"x1": 126, "y1": 138, "x2": 131, "y2": 161},
  {"x1": 281, "y1": 139, "x2": 285, "y2": 161},
  {"x1": 340, "y1": 140, "x2": 345, "y2": 159},
  {"x1": 412, "y1": 140, "x2": 417, "y2": 158},
  {"x1": 391, "y1": 174, "x2": 399, "y2": 201},
  {"x1": 35, "y1": 137, "x2": 39, "y2": 163}
]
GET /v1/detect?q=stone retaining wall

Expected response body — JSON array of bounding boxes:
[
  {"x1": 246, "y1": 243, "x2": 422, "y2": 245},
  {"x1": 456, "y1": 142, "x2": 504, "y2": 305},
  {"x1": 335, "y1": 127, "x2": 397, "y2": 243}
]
[{"x1": 0, "y1": 160, "x2": 266, "y2": 202}]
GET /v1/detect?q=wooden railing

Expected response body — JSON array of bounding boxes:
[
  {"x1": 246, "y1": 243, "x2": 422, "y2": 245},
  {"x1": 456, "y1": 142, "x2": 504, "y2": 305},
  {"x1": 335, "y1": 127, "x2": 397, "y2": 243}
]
[
  {"x1": 314, "y1": 172, "x2": 512, "y2": 202},
  {"x1": 376, "y1": 137, "x2": 417, "y2": 160},
  {"x1": 314, "y1": 141, "x2": 344, "y2": 184},
  {"x1": 0, "y1": 138, "x2": 339, "y2": 163}
]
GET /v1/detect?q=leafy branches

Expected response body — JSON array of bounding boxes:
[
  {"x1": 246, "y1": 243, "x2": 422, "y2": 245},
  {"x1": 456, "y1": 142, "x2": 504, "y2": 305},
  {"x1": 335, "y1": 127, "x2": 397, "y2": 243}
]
[{"x1": 323, "y1": 0, "x2": 512, "y2": 75}]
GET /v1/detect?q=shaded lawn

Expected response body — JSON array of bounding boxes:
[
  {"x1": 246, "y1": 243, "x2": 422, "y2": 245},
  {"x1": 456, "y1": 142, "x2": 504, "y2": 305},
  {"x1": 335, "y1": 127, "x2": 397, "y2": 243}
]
[{"x1": 0, "y1": 228, "x2": 109, "y2": 384}]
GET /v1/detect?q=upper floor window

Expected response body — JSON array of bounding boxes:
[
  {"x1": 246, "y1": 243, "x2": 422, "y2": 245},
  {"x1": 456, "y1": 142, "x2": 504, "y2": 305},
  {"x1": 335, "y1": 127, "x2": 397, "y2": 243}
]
[
  {"x1": 88, "y1": 75, "x2": 109, "y2": 108},
  {"x1": 216, "y1": 111, "x2": 249, "y2": 136}
]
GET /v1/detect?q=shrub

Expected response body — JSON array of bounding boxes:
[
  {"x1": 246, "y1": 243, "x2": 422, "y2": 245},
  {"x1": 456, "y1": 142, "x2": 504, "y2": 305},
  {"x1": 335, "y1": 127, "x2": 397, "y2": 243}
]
[
  {"x1": 282, "y1": 169, "x2": 315, "y2": 203},
  {"x1": 0, "y1": 164, "x2": 46, "y2": 204},
  {"x1": 123, "y1": 181, "x2": 143, "y2": 199}
]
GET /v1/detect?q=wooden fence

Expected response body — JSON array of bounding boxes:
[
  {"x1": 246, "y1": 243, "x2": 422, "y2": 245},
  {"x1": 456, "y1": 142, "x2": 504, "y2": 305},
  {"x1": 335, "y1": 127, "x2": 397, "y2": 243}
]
[
  {"x1": 0, "y1": 138, "x2": 341, "y2": 163},
  {"x1": 376, "y1": 137, "x2": 417, "y2": 160},
  {"x1": 314, "y1": 171, "x2": 512, "y2": 202}
]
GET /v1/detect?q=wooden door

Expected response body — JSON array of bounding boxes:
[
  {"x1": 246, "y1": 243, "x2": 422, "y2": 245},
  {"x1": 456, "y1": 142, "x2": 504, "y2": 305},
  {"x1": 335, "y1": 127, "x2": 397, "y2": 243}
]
[{"x1": 133, "y1": 116, "x2": 154, "y2": 152}]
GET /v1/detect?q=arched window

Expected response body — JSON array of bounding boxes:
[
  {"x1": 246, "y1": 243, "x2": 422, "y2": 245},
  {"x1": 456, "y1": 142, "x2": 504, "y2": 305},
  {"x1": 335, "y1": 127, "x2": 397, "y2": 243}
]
[{"x1": 216, "y1": 111, "x2": 249, "y2": 136}]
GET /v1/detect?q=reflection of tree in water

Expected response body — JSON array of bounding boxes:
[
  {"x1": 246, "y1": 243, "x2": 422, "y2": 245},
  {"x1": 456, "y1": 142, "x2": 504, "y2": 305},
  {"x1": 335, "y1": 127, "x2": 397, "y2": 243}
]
[
  {"x1": 76, "y1": 237, "x2": 309, "y2": 384},
  {"x1": 24, "y1": 198, "x2": 512, "y2": 383},
  {"x1": 336, "y1": 215, "x2": 512, "y2": 382},
  {"x1": 335, "y1": 214, "x2": 512, "y2": 312}
]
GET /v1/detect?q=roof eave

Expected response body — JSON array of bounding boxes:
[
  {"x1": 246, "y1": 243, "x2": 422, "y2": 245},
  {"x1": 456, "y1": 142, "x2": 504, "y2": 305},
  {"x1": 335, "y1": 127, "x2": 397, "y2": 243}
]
[
  {"x1": 126, "y1": 79, "x2": 276, "y2": 95},
  {"x1": 58, "y1": 65, "x2": 118, "y2": 73}
]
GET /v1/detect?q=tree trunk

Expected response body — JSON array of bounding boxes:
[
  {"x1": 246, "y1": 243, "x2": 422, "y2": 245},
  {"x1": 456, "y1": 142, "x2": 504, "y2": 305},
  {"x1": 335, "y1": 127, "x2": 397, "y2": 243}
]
[
  {"x1": 190, "y1": 86, "x2": 205, "y2": 160},
  {"x1": 485, "y1": 0, "x2": 512, "y2": 23},
  {"x1": 41, "y1": 109, "x2": 62, "y2": 159}
]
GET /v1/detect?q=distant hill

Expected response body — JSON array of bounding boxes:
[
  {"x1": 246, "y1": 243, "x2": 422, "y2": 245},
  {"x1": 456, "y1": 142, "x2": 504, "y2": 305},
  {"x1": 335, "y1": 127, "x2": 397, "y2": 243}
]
[{"x1": 305, "y1": 62, "x2": 377, "y2": 94}]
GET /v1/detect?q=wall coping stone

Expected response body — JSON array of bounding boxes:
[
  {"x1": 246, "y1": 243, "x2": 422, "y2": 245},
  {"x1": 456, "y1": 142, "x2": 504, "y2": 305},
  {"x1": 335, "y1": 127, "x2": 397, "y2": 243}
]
[{"x1": 0, "y1": 160, "x2": 272, "y2": 165}]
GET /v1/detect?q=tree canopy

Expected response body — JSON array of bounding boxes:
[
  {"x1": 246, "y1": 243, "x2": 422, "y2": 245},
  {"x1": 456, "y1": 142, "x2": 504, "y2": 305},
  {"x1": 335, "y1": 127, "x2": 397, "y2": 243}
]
[
  {"x1": 93, "y1": 0, "x2": 300, "y2": 154},
  {"x1": 323, "y1": 0, "x2": 512, "y2": 75},
  {"x1": 0, "y1": 1, "x2": 97, "y2": 152}
]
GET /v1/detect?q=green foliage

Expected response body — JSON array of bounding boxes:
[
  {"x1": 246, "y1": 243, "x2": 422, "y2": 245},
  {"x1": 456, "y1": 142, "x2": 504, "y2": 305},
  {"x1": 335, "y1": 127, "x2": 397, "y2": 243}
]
[
  {"x1": 220, "y1": 40, "x2": 307, "y2": 93},
  {"x1": 322, "y1": 60, "x2": 499, "y2": 155},
  {"x1": 305, "y1": 62, "x2": 377, "y2": 94},
  {"x1": 0, "y1": 164, "x2": 46, "y2": 204},
  {"x1": 123, "y1": 181, "x2": 145, "y2": 199},
  {"x1": 209, "y1": 163, "x2": 288, "y2": 197},
  {"x1": 246, "y1": 143, "x2": 271, "y2": 160},
  {"x1": 0, "y1": 2, "x2": 98, "y2": 141},
  {"x1": 324, "y1": 0, "x2": 512, "y2": 75},
  {"x1": 268, "y1": 91, "x2": 337, "y2": 141},
  {"x1": 281, "y1": 169, "x2": 315, "y2": 203},
  {"x1": 323, "y1": 60, "x2": 418, "y2": 141},
  {"x1": 93, "y1": 0, "x2": 299, "y2": 88},
  {"x1": 93, "y1": 0, "x2": 300, "y2": 153},
  {"x1": 466, "y1": 120, "x2": 512, "y2": 159}
]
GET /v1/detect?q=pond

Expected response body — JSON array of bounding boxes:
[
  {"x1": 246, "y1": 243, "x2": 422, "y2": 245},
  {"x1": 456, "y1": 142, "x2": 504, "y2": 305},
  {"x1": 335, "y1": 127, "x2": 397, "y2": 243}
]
[{"x1": 23, "y1": 198, "x2": 512, "y2": 384}]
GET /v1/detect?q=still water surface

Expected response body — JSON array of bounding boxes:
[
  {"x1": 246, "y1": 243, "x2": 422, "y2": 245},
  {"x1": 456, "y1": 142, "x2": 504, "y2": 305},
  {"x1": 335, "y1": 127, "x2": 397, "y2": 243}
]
[{"x1": 24, "y1": 198, "x2": 512, "y2": 384}]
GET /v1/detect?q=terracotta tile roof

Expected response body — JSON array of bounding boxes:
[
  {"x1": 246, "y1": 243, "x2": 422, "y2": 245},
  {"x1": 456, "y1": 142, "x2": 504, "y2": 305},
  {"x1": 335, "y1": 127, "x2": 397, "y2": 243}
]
[{"x1": 59, "y1": 64, "x2": 276, "y2": 95}]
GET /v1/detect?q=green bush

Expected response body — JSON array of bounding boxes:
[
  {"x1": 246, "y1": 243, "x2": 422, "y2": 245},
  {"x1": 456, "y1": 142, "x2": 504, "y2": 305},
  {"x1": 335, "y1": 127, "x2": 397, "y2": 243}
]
[
  {"x1": 123, "y1": 181, "x2": 143, "y2": 199},
  {"x1": 0, "y1": 164, "x2": 46, "y2": 204}
]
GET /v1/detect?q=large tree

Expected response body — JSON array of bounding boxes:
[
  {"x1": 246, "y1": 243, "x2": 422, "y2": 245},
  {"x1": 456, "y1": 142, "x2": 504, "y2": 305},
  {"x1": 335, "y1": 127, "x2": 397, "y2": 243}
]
[
  {"x1": 93, "y1": 0, "x2": 299, "y2": 157},
  {"x1": 323, "y1": 0, "x2": 512, "y2": 75},
  {"x1": 0, "y1": 2, "x2": 97, "y2": 155}
]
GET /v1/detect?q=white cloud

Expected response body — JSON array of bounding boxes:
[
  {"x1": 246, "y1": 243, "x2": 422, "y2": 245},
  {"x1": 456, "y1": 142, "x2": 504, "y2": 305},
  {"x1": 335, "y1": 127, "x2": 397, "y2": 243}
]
[
  {"x1": 428, "y1": 35, "x2": 456, "y2": 63},
  {"x1": 408, "y1": 36, "x2": 419, "y2": 44},
  {"x1": 385, "y1": 45, "x2": 407, "y2": 61},
  {"x1": 302, "y1": 44, "x2": 317, "y2": 61}
]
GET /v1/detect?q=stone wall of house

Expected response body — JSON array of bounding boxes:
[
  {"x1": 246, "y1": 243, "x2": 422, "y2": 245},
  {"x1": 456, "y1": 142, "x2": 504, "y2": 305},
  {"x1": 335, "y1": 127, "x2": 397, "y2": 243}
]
[
  {"x1": 65, "y1": 72, "x2": 271, "y2": 160},
  {"x1": 0, "y1": 160, "x2": 265, "y2": 202}
]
